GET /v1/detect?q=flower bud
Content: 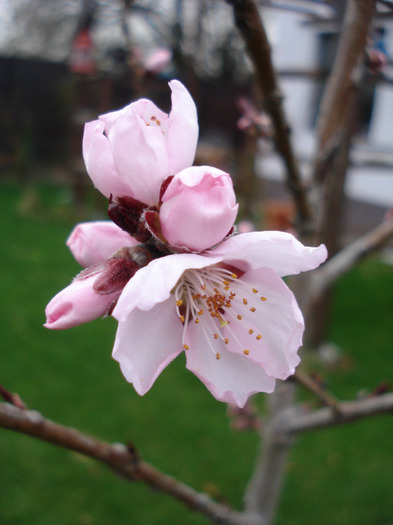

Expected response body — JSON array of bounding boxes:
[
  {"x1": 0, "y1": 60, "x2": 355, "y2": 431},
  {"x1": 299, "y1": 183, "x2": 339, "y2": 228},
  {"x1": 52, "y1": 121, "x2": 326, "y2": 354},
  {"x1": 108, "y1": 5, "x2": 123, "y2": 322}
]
[
  {"x1": 44, "y1": 275, "x2": 119, "y2": 330},
  {"x1": 67, "y1": 221, "x2": 137, "y2": 268},
  {"x1": 159, "y1": 166, "x2": 238, "y2": 251}
]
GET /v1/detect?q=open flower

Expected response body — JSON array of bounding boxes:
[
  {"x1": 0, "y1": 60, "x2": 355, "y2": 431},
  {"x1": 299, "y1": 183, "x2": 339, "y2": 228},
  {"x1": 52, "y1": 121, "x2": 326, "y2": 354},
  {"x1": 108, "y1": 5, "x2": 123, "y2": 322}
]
[
  {"x1": 112, "y1": 231, "x2": 327, "y2": 407},
  {"x1": 159, "y1": 166, "x2": 238, "y2": 251},
  {"x1": 82, "y1": 80, "x2": 198, "y2": 206}
]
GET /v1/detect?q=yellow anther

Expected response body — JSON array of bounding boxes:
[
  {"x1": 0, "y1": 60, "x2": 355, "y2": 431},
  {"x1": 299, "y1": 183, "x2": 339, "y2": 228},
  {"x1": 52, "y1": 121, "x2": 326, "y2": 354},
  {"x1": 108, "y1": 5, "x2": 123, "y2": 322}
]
[
  {"x1": 250, "y1": 307, "x2": 256, "y2": 313},
  {"x1": 213, "y1": 333, "x2": 218, "y2": 339},
  {"x1": 224, "y1": 338, "x2": 229, "y2": 344},
  {"x1": 243, "y1": 298, "x2": 248, "y2": 305},
  {"x1": 223, "y1": 280, "x2": 230, "y2": 286},
  {"x1": 261, "y1": 297, "x2": 267, "y2": 301},
  {"x1": 220, "y1": 319, "x2": 229, "y2": 328},
  {"x1": 224, "y1": 286, "x2": 230, "y2": 291},
  {"x1": 179, "y1": 315, "x2": 185, "y2": 323},
  {"x1": 256, "y1": 334, "x2": 262, "y2": 340},
  {"x1": 249, "y1": 329, "x2": 254, "y2": 334},
  {"x1": 243, "y1": 349, "x2": 249, "y2": 356},
  {"x1": 215, "y1": 353, "x2": 221, "y2": 360},
  {"x1": 198, "y1": 309, "x2": 204, "y2": 316},
  {"x1": 156, "y1": 119, "x2": 161, "y2": 126},
  {"x1": 183, "y1": 344, "x2": 189, "y2": 350},
  {"x1": 231, "y1": 273, "x2": 238, "y2": 279},
  {"x1": 176, "y1": 299, "x2": 183, "y2": 307},
  {"x1": 237, "y1": 314, "x2": 242, "y2": 320},
  {"x1": 195, "y1": 319, "x2": 200, "y2": 324},
  {"x1": 252, "y1": 288, "x2": 258, "y2": 294}
]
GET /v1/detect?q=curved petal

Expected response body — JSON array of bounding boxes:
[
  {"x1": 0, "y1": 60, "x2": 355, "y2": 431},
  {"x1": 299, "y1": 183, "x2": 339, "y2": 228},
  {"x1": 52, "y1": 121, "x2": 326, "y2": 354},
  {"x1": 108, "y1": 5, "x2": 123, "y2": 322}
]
[
  {"x1": 44, "y1": 275, "x2": 118, "y2": 330},
  {"x1": 112, "y1": 252, "x2": 222, "y2": 321},
  {"x1": 112, "y1": 297, "x2": 183, "y2": 395},
  {"x1": 220, "y1": 267, "x2": 303, "y2": 379},
  {"x1": 82, "y1": 120, "x2": 133, "y2": 199},
  {"x1": 208, "y1": 231, "x2": 327, "y2": 277},
  {"x1": 167, "y1": 80, "x2": 198, "y2": 174},
  {"x1": 109, "y1": 100, "x2": 169, "y2": 204},
  {"x1": 185, "y1": 323, "x2": 275, "y2": 407},
  {"x1": 67, "y1": 221, "x2": 138, "y2": 267}
]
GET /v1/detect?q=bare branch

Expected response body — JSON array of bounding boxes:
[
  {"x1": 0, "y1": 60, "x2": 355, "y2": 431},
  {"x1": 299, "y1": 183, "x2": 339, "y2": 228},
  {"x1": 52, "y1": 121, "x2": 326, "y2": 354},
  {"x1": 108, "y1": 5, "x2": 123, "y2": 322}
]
[
  {"x1": 293, "y1": 369, "x2": 341, "y2": 412},
  {"x1": 310, "y1": 218, "x2": 393, "y2": 299},
  {"x1": 315, "y1": 0, "x2": 377, "y2": 174},
  {"x1": 228, "y1": 0, "x2": 313, "y2": 229},
  {"x1": 278, "y1": 392, "x2": 393, "y2": 435},
  {"x1": 0, "y1": 402, "x2": 257, "y2": 525}
]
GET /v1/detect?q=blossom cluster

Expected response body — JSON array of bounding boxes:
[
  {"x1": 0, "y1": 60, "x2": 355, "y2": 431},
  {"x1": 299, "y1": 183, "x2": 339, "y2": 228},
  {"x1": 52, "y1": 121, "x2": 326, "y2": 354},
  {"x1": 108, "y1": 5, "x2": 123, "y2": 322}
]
[{"x1": 45, "y1": 80, "x2": 327, "y2": 407}]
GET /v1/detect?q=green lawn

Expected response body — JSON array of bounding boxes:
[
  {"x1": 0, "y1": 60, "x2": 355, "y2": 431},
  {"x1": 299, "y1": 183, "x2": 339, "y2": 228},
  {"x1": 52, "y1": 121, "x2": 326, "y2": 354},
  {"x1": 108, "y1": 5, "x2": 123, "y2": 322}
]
[{"x1": 1, "y1": 179, "x2": 392, "y2": 525}]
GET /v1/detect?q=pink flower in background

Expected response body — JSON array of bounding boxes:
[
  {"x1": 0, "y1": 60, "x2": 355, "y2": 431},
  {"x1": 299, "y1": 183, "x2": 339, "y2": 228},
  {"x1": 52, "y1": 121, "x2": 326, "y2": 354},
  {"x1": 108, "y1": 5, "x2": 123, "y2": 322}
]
[
  {"x1": 159, "y1": 166, "x2": 238, "y2": 251},
  {"x1": 67, "y1": 221, "x2": 138, "y2": 267},
  {"x1": 82, "y1": 80, "x2": 198, "y2": 206},
  {"x1": 112, "y1": 231, "x2": 327, "y2": 407},
  {"x1": 144, "y1": 48, "x2": 172, "y2": 74}
]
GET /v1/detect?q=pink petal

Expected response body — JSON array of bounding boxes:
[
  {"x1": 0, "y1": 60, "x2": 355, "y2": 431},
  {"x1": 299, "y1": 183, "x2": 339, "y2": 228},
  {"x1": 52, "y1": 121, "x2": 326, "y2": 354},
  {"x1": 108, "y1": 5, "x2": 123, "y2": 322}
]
[
  {"x1": 184, "y1": 323, "x2": 275, "y2": 407},
  {"x1": 112, "y1": 252, "x2": 222, "y2": 322},
  {"x1": 44, "y1": 275, "x2": 118, "y2": 330},
  {"x1": 112, "y1": 297, "x2": 183, "y2": 395},
  {"x1": 208, "y1": 231, "x2": 327, "y2": 277},
  {"x1": 109, "y1": 100, "x2": 169, "y2": 204},
  {"x1": 220, "y1": 267, "x2": 303, "y2": 379},
  {"x1": 159, "y1": 166, "x2": 238, "y2": 251},
  {"x1": 82, "y1": 120, "x2": 133, "y2": 199},
  {"x1": 67, "y1": 221, "x2": 138, "y2": 267},
  {"x1": 167, "y1": 80, "x2": 198, "y2": 175}
]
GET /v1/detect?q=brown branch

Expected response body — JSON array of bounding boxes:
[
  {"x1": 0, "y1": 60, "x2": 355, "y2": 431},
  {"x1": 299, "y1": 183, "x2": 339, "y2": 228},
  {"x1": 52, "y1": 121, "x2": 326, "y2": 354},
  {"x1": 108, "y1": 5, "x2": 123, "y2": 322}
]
[
  {"x1": 278, "y1": 392, "x2": 393, "y2": 435},
  {"x1": 228, "y1": 0, "x2": 313, "y2": 229},
  {"x1": 293, "y1": 369, "x2": 341, "y2": 412},
  {"x1": 314, "y1": 0, "x2": 377, "y2": 176},
  {"x1": 0, "y1": 402, "x2": 257, "y2": 525}
]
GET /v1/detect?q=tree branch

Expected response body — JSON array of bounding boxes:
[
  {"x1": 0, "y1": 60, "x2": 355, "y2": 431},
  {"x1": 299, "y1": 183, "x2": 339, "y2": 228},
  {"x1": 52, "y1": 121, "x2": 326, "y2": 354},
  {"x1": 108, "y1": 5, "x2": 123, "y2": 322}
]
[
  {"x1": 228, "y1": 0, "x2": 313, "y2": 229},
  {"x1": 0, "y1": 402, "x2": 257, "y2": 525},
  {"x1": 309, "y1": 218, "x2": 393, "y2": 300},
  {"x1": 314, "y1": 0, "x2": 377, "y2": 177},
  {"x1": 278, "y1": 392, "x2": 393, "y2": 435}
]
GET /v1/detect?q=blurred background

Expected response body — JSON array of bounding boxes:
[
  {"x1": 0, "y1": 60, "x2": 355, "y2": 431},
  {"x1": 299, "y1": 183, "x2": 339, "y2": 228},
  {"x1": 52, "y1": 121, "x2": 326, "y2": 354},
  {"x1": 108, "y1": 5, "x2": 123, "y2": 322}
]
[{"x1": 1, "y1": 1, "x2": 393, "y2": 524}]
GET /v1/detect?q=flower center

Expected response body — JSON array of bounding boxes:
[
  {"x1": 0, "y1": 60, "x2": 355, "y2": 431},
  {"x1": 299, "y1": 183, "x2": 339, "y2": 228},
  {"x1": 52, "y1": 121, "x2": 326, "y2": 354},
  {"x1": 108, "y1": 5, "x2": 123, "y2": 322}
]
[{"x1": 174, "y1": 266, "x2": 267, "y2": 360}]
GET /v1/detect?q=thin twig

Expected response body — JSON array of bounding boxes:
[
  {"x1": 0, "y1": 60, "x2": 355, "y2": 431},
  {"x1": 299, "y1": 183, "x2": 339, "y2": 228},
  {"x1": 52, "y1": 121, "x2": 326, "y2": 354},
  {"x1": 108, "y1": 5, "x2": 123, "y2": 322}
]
[
  {"x1": 0, "y1": 402, "x2": 257, "y2": 525},
  {"x1": 293, "y1": 369, "x2": 341, "y2": 412},
  {"x1": 228, "y1": 0, "x2": 313, "y2": 229}
]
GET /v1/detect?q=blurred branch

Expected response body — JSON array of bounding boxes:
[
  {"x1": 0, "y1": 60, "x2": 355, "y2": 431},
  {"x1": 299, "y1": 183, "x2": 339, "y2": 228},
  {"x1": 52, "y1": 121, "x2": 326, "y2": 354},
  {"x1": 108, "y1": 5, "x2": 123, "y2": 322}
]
[
  {"x1": 314, "y1": 0, "x2": 377, "y2": 179},
  {"x1": 308, "y1": 218, "x2": 393, "y2": 302},
  {"x1": 0, "y1": 402, "x2": 257, "y2": 525},
  {"x1": 228, "y1": 0, "x2": 313, "y2": 230},
  {"x1": 278, "y1": 392, "x2": 393, "y2": 434},
  {"x1": 293, "y1": 369, "x2": 340, "y2": 411}
]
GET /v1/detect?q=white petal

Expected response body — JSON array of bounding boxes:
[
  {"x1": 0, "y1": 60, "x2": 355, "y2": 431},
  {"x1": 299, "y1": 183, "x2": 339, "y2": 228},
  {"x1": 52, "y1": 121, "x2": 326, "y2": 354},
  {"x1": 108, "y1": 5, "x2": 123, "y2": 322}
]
[
  {"x1": 208, "y1": 231, "x2": 327, "y2": 277},
  {"x1": 184, "y1": 322, "x2": 275, "y2": 407},
  {"x1": 112, "y1": 252, "x2": 222, "y2": 321},
  {"x1": 221, "y1": 268, "x2": 303, "y2": 379},
  {"x1": 112, "y1": 297, "x2": 183, "y2": 395}
]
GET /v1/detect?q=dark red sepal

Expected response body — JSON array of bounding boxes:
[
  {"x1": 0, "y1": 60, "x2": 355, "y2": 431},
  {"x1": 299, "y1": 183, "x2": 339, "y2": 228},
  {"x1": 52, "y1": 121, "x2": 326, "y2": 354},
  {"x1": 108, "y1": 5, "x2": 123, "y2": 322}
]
[{"x1": 159, "y1": 175, "x2": 174, "y2": 204}]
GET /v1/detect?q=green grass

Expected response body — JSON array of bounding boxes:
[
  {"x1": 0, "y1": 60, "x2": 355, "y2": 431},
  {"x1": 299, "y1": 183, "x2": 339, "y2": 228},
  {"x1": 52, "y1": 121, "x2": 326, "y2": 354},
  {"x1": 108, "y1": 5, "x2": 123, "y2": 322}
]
[{"x1": 1, "y1": 179, "x2": 393, "y2": 525}]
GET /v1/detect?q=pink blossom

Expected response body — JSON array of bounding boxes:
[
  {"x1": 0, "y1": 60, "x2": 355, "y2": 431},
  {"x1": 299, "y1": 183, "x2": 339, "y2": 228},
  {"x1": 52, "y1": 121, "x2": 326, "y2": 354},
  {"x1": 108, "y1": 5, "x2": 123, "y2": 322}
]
[
  {"x1": 44, "y1": 275, "x2": 119, "y2": 330},
  {"x1": 67, "y1": 221, "x2": 138, "y2": 267},
  {"x1": 144, "y1": 48, "x2": 172, "y2": 73},
  {"x1": 82, "y1": 80, "x2": 198, "y2": 205},
  {"x1": 159, "y1": 166, "x2": 238, "y2": 251},
  {"x1": 112, "y1": 231, "x2": 327, "y2": 407}
]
